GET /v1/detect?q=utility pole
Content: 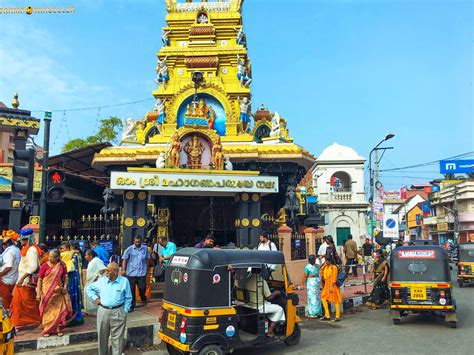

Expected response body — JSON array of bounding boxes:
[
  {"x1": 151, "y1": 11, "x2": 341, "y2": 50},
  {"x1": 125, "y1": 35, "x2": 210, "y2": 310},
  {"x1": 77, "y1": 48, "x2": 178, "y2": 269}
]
[
  {"x1": 39, "y1": 112, "x2": 52, "y2": 244},
  {"x1": 453, "y1": 184, "x2": 459, "y2": 244}
]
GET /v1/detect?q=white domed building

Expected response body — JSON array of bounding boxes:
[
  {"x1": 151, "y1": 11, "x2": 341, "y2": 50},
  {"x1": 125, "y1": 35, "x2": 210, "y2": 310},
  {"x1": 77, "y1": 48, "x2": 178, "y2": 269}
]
[{"x1": 312, "y1": 143, "x2": 368, "y2": 247}]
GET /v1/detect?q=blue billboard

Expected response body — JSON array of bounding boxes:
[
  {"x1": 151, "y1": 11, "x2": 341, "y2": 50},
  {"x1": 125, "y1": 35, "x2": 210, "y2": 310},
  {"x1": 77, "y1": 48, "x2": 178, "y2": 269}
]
[{"x1": 440, "y1": 160, "x2": 474, "y2": 174}]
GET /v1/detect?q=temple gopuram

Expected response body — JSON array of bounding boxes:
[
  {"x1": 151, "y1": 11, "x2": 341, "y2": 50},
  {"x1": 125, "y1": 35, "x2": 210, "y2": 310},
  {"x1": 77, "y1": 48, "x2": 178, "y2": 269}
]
[{"x1": 92, "y1": 0, "x2": 318, "y2": 249}]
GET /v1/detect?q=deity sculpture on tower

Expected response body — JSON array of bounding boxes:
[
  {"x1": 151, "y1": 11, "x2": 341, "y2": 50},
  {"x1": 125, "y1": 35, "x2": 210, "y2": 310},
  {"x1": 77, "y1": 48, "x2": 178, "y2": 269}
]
[
  {"x1": 155, "y1": 56, "x2": 169, "y2": 90},
  {"x1": 185, "y1": 97, "x2": 216, "y2": 130},
  {"x1": 212, "y1": 137, "x2": 224, "y2": 170},
  {"x1": 154, "y1": 98, "x2": 167, "y2": 130},
  {"x1": 184, "y1": 135, "x2": 205, "y2": 169},
  {"x1": 167, "y1": 132, "x2": 182, "y2": 169},
  {"x1": 238, "y1": 96, "x2": 252, "y2": 133},
  {"x1": 237, "y1": 54, "x2": 252, "y2": 88}
]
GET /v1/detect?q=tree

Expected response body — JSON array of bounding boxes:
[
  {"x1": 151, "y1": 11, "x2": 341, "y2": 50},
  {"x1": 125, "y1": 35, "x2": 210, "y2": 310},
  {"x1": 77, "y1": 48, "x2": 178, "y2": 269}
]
[{"x1": 61, "y1": 116, "x2": 124, "y2": 153}]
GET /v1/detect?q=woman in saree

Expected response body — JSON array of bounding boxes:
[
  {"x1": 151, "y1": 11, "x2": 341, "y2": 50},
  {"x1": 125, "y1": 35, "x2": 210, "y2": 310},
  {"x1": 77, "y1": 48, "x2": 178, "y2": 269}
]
[
  {"x1": 366, "y1": 249, "x2": 390, "y2": 309},
  {"x1": 320, "y1": 256, "x2": 342, "y2": 322},
  {"x1": 36, "y1": 249, "x2": 72, "y2": 337},
  {"x1": 301, "y1": 254, "x2": 322, "y2": 318},
  {"x1": 83, "y1": 249, "x2": 105, "y2": 315},
  {"x1": 59, "y1": 242, "x2": 84, "y2": 326}
]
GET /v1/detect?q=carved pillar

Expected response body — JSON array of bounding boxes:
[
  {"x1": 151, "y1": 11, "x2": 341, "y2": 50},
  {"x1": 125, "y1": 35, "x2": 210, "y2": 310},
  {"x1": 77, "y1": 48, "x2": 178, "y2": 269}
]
[
  {"x1": 236, "y1": 192, "x2": 261, "y2": 248},
  {"x1": 122, "y1": 190, "x2": 148, "y2": 250}
]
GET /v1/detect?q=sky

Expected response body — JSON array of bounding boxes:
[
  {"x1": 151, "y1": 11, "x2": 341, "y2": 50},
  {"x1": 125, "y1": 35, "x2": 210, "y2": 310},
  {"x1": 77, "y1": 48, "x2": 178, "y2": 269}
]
[{"x1": 0, "y1": 0, "x2": 472, "y2": 191}]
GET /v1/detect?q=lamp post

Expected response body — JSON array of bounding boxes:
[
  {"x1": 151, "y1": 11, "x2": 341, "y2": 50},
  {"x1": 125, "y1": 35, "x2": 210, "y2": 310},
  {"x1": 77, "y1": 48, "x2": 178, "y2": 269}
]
[{"x1": 369, "y1": 133, "x2": 395, "y2": 247}]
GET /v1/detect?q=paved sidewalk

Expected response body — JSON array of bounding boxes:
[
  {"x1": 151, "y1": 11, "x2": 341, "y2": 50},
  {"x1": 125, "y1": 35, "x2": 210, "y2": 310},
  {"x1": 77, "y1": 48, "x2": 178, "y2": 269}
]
[{"x1": 15, "y1": 300, "x2": 163, "y2": 353}]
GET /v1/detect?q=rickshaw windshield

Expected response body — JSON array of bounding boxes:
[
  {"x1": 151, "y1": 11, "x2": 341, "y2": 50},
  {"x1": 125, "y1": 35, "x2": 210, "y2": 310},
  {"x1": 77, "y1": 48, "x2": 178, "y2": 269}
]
[
  {"x1": 459, "y1": 244, "x2": 474, "y2": 262},
  {"x1": 391, "y1": 259, "x2": 450, "y2": 282}
]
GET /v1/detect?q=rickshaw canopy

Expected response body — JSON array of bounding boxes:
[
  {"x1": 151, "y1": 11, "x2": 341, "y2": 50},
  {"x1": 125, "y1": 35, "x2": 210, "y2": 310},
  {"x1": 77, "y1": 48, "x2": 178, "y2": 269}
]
[
  {"x1": 459, "y1": 242, "x2": 474, "y2": 262},
  {"x1": 169, "y1": 248, "x2": 286, "y2": 271}
]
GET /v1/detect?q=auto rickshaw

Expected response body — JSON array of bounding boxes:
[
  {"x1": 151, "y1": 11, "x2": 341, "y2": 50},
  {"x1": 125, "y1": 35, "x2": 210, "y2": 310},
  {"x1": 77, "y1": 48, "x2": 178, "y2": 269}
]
[
  {"x1": 457, "y1": 242, "x2": 474, "y2": 287},
  {"x1": 389, "y1": 245, "x2": 458, "y2": 328},
  {"x1": 158, "y1": 248, "x2": 301, "y2": 354},
  {"x1": 0, "y1": 300, "x2": 14, "y2": 355}
]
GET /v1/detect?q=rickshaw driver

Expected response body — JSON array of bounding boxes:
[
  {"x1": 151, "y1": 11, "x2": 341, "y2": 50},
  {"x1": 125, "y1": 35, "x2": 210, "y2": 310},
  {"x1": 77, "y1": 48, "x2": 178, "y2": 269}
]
[{"x1": 244, "y1": 270, "x2": 285, "y2": 337}]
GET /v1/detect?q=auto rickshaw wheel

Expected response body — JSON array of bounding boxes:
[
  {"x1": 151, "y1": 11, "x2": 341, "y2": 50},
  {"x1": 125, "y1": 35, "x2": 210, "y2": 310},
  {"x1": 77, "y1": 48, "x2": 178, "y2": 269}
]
[
  {"x1": 284, "y1": 323, "x2": 301, "y2": 346},
  {"x1": 448, "y1": 321, "x2": 457, "y2": 329},
  {"x1": 198, "y1": 344, "x2": 225, "y2": 355},
  {"x1": 392, "y1": 319, "x2": 401, "y2": 325},
  {"x1": 458, "y1": 282, "x2": 463, "y2": 288}
]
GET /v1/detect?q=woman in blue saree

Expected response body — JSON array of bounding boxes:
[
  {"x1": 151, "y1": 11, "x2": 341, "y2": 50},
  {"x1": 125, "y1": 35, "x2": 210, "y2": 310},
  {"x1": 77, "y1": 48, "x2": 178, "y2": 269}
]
[
  {"x1": 301, "y1": 254, "x2": 322, "y2": 318},
  {"x1": 59, "y1": 242, "x2": 84, "y2": 326}
]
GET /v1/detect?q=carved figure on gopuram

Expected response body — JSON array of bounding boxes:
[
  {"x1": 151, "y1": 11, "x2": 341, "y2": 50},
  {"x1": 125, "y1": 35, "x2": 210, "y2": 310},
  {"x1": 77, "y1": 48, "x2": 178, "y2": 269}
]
[
  {"x1": 154, "y1": 98, "x2": 167, "y2": 129},
  {"x1": 155, "y1": 56, "x2": 169, "y2": 90},
  {"x1": 185, "y1": 98, "x2": 216, "y2": 130},
  {"x1": 237, "y1": 54, "x2": 252, "y2": 88},
  {"x1": 167, "y1": 132, "x2": 182, "y2": 169},
  {"x1": 212, "y1": 137, "x2": 224, "y2": 170},
  {"x1": 238, "y1": 96, "x2": 252, "y2": 134},
  {"x1": 162, "y1": 29, "x2": 171, "y2": 46},
  {"x1": 184, "y1": 135, "x2": 205, "y2": 169}
]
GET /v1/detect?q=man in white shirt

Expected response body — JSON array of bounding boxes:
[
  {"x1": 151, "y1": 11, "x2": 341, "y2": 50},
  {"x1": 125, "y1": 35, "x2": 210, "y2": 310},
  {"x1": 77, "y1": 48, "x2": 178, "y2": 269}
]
[
  {"x1": 257, "y1": 233, "x2": 277, "y2": 272},
  {"x1": 318, "y1": 236, "x2": 328, "y2": 264},
  {"x1": 0, "y1": 233, "x2": 20, "y2": 311},
  {"x1": 257, "y1": 233, "x2": 277, "y2": 251}
]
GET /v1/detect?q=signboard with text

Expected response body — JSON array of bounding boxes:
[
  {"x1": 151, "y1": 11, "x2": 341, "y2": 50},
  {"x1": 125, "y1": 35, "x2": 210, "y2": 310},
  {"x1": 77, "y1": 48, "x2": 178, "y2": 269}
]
[
  {"x1": 440, "y1": 160, "x2": 474, "y2": 174},
  {"x1": 110, "y1": 171, "x2": 279, "y2": 194},
  {"x1": 383, "y1": 190, "x2": 401, "y2": 200}
]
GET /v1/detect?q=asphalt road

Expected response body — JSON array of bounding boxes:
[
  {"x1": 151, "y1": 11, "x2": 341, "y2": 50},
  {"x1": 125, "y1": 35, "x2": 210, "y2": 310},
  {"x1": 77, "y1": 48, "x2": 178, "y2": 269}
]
[
  {"x1": 233, "y1": 276, "x2": 473, "y2": 355},
  {"x1": 138, "y1": 272, "x2": 473, "y2": 355}
]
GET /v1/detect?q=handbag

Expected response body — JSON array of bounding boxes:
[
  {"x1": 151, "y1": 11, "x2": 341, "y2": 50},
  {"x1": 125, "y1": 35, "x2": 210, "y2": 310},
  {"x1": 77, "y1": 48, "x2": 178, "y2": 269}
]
[
  {"x1": 336, "y1": 269, "x2": 346, "y2": 287},
  {"x1": 153, "y1": 263, "x2": 166, "y2": 278}
]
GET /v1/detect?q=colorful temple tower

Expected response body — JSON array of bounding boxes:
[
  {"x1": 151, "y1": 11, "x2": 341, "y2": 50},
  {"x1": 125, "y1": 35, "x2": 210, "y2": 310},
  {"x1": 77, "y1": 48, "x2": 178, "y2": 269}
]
[{"x1": 93, "y1": 0, "x2": 315, "y2": 249}]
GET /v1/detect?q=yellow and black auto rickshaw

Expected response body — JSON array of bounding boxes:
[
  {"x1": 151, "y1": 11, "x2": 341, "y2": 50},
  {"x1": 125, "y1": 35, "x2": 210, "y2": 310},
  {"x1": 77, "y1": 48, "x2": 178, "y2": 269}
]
[
  {"x1": 158, "y1": 248, "x2": 302, "y2": 354},
  {"x1": 0, "y1": 300, "x2": 14, "y2": 355},
  {"x1": 389, "y1": 245, "x2": 457, "y2": 328},
  {"x1": 457, "y1": 242, "x2": 474, "y2": 287}
]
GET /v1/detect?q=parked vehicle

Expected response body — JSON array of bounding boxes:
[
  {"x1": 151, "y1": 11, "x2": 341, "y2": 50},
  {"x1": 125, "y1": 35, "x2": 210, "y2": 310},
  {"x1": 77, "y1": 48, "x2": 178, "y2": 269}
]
[
  {"x1": 457, "y1": 242, "x2": 474, "y2": 287},
  {"x1": 158, "y1": 248, "x2": 302, "y2": 354},
  {"x1": 389, "y1": 246, "x2": 458, "y2": 328}
]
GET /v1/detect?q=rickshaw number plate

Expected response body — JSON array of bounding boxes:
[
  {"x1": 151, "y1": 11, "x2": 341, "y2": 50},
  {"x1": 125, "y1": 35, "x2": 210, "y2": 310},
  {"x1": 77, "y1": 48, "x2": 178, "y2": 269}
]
[
  {"x1": 410, "y1": 287, "x2": 427, "y2": 300},
  {"x1": 167, "y1": 313, "x2": 176, "y2": 330}
]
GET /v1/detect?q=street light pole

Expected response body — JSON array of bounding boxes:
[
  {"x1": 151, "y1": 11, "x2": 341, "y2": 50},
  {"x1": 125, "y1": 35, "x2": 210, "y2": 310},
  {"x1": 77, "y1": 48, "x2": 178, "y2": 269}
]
[
  {"x1": 369, "y1": 133, "x2": 395, "y2": 247},
  {"x1": 39, "y1": 113, "x2": 52, "y2": 244}
]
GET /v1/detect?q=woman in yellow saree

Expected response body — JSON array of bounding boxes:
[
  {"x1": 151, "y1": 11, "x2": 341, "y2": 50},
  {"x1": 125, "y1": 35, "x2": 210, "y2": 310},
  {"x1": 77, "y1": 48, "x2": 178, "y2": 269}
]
[
  {"x1": 36, "y1": 249, "x2": 72, "y2": 336},
  {"x1": 320, "y1": 257, "x2": 342, "y2": 322}
]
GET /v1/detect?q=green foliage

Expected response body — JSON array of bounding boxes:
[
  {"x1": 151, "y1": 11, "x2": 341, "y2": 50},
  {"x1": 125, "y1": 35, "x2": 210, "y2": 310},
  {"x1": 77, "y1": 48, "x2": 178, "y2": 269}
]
[{"x1": 61, "y1": 116, "x2": 123, "y2": 153}]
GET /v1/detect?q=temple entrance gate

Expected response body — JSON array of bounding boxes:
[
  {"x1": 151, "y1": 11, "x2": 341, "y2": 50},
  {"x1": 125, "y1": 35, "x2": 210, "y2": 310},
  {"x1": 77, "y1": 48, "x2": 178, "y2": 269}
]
[{"x1": 110, "y1": 169, "x2": 278, "y2": 249}]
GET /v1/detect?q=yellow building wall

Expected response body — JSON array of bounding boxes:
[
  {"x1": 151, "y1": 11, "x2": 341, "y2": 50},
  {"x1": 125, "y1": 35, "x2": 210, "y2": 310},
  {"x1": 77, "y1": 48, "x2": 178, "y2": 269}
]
[{"x1": 407, "y1": 205, "x2": 423, "y2": 229}]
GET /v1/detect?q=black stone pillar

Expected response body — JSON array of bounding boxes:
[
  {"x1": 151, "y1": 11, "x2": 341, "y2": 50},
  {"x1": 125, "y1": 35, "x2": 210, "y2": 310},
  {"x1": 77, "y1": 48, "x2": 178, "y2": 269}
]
[
  {"x1": 9, "y1": 130, "x2": 27, "y2": 231},
  {"x1": 122, "y1": 190, "x2": 148, "y2": 250},
  {"x1": 236, "y1": 192, "x2": 261, "y2": 249}
]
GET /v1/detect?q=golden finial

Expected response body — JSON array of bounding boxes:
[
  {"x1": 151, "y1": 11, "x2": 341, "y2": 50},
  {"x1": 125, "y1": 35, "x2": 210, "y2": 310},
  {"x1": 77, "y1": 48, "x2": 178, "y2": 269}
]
[
  {"x1": 81, "y1": 215, "x2": 85, "y2": 222},
  {"x1": 66, "y1": 235, "x2": 70, "y2": 241},
  {"x1": 106, "y1": 235, "x2": 110, "y2": 240},
  {"x1": 99, "y1": 214, "x2": 103, "y2": 221},
  {"x1": 12, "y1": 93, "x2": 19, "y2": 109},
  {"x1": 94, "y1": 235, "x2": 97, "y2": 241},
  {"x1": 53, "y1": 236, "x2": 56, "y2": 241},
  {"x1": 74, "y1": 235, "x2": 77, "y2": 240},
  {"x1": 93, "y1": 214, "x2": 97, "y2": 221},
  {"x1": 87, "y1": 235, "x2": 91, "y2": 241},
  {"x1": 59, "y1": 235, "x2": 63, "y2": 241},
  {"x1": 110, "y1": 214, "x2": 114, "y2": 221},
  {"x1": 87, "y1": 215, "x2": 91, "y2": 221}
]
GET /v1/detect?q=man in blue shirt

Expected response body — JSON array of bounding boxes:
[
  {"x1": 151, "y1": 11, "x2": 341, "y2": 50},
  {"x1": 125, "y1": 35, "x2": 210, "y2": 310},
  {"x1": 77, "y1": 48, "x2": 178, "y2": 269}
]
[
  {"x1": 92, "y1": 240, "x2": 109, "y2": 266},
  {"x1": 86, "y1": 262, "x2": 132, "y2": 355},
  {"x1": 121, "y1": 236, "x2": 151, "y2": 311}
]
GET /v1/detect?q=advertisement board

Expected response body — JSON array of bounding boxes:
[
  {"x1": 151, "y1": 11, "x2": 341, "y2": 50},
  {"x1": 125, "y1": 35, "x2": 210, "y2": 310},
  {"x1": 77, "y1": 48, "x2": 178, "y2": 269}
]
[
  {"x1": 383, "y1": 190, "x2": 401, "y2": 200},
  {"x1": 440, "y1": 160, "x2": 474, "y2": 174}
]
